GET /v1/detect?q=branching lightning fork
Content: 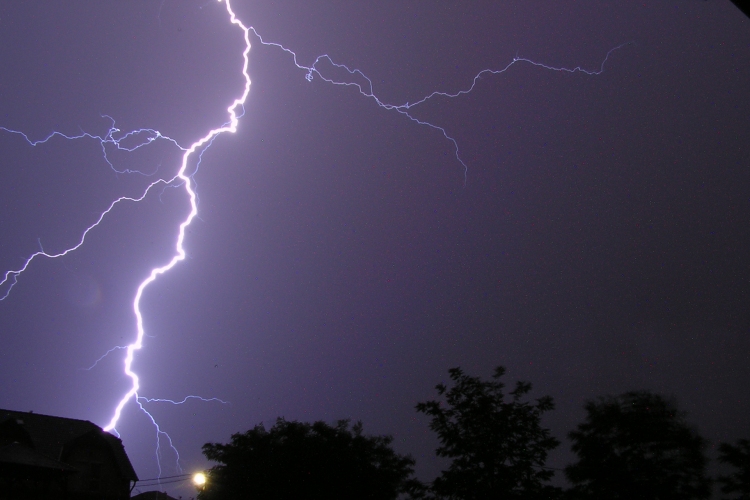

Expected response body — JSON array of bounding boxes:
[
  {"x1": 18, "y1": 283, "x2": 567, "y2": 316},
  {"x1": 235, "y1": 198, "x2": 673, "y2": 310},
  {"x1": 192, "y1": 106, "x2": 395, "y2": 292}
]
[{"x1": 247, "y1": 30, "x2": 631, "y2": 183}]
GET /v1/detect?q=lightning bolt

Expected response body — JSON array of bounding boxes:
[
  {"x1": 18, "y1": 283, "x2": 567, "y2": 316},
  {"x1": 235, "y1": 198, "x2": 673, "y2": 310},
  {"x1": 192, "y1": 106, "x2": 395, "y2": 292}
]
[
  {"x1": 1, "y1": 0, "x2": 249, "y2": 477},
  {"x1": 1, "y1": 0, "x2": 629, "y2": 482},
  {"x1": 101, "y1": 0, "x2": 250, "y2": 434}
]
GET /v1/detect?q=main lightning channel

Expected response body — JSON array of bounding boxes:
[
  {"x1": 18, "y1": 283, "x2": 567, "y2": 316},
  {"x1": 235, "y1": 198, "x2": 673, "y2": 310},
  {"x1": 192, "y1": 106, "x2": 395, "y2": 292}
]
[{"x1": 102, "y1": 0, "x2": 251, "y2": 433}]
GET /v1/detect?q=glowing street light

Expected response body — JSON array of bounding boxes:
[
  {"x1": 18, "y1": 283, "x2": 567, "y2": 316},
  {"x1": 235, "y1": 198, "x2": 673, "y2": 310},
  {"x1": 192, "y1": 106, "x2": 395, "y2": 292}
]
[{"x1": 193, "y1": 472, "x2": 207, "y2": 488}]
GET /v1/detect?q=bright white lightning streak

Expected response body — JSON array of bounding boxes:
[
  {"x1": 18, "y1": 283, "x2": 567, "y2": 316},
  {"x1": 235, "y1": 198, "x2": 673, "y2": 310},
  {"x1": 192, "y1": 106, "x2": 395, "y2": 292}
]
[{"x1": 102, "y1": 0, "x2": 251, "y2": 433}]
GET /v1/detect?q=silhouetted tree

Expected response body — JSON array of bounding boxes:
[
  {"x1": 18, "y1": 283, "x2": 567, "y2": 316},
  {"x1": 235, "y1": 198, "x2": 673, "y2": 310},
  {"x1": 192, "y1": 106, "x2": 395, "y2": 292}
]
[
  {"x1": 718, "y1": 439, "x2": 750, "y2": 499},
  {"x1": 415, "y1": 366, "x2": 561, "y2": 499},
  {"x1": 565, "y1": 391, "x2": 711, "y2": 500},
  {"x1": 198, "y1": 418, "x2": 418, "y2": 500}
]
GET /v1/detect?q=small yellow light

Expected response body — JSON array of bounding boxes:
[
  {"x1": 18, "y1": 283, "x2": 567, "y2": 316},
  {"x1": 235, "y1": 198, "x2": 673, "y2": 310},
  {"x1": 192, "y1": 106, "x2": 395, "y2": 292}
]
[{"x1": 193, "y1": 472, "x2": 207, "y2": 486}]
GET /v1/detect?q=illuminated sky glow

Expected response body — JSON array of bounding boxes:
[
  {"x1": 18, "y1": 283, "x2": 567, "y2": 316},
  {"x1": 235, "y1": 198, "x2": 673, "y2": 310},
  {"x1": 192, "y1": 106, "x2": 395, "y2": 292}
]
[{"x1": 1, "y1": 1, "x2": 748, "y2": 497}]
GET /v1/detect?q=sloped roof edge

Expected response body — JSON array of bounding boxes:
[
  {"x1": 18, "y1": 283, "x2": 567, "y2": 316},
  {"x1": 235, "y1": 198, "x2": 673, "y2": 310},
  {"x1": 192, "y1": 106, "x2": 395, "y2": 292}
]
[{"x1": 0, "y1": 408, "x2": 137, "y2": 481}]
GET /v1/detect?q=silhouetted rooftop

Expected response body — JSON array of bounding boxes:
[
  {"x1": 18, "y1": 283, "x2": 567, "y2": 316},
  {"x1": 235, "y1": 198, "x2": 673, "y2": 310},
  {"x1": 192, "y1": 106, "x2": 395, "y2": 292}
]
[{"x1": 0, "y1": 408, "x2": 137, "y2": 481}]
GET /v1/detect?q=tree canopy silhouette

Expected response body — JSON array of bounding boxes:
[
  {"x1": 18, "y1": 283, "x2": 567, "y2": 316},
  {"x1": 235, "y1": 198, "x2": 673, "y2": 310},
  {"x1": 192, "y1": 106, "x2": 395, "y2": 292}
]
[
  {"x1": 415, "y1": 366, "x2": 560, "y2": 499},
  {"x1": 718, "y1": 438, "x2": 750, "y2": 499},
  {"x1": 565, "y1": 390, "x2": 711, "y2": 500},
  {"x1": 198, "y1": 418, "x2": 418, "y2": 500}
]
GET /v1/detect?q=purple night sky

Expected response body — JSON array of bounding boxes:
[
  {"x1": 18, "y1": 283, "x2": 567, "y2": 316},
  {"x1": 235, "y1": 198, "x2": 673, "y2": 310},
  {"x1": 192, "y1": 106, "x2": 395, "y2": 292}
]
[{"x1": 1, "y1": 1, "x2": 748, "y2": 497}]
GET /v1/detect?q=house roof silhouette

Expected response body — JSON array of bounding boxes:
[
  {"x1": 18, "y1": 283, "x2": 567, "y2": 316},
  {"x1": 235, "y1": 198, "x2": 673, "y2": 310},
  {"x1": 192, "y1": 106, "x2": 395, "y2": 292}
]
[{"x1": 0, "y1": 408, "x2": 137, "y2": 481}]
